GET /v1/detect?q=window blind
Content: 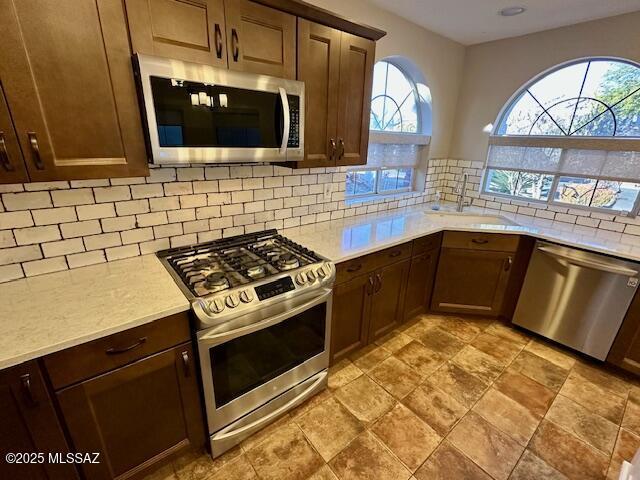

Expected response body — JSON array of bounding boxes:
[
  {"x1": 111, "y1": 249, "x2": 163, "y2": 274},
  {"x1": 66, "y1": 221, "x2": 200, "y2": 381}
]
[{"x1": 367, "y1": 143, "x2": 422, "y2": 168}]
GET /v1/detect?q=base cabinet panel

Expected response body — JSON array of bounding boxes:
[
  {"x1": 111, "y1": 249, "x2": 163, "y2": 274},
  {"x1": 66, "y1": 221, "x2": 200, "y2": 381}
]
[
  {"x1": 56, "y1": 344, "x2": 204, "y2": 480},
  {"x1": 609, "y1": 290, "x2": 640, "y2": 375},
  {"x1": 403, "y1": 249, "x2": 439, "y2": 321},
  {"x1": 368, "y1": 259, "x2": 410, "y2": 342}
]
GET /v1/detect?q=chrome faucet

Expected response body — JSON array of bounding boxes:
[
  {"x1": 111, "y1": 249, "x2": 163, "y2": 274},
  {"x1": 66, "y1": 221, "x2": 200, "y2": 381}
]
[{"x1": 456, "y1": 173, "x2": 469, "y2": 212}]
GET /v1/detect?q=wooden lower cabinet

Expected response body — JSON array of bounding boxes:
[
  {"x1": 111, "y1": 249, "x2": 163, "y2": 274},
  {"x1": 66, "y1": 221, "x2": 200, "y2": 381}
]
[
  {"x1": 609, "y1": 291, "x2": 640, "y2": 375},
  {"x1": 0, "y1": 361, "x2": 78, "y2": 480},
  {"x1": 431, "y1": 248, "x2": 515, "y2": 316},
  {"x1": 403, "y1": 248, "x2": 439, "y2": 321},
  {"x1": 56, "y1": 343, "x2": 204, "y2": 480},
  {"x1": 368, "y1": 259, "x2": 410, "y2": 341},
  {"x1": 331, "y1": 273, "x2": 372, "y2": 363}
]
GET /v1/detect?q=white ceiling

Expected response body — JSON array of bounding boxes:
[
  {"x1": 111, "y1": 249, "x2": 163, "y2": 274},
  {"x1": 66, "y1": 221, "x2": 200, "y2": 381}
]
[{"x1": 369, "y1": 0, "x2": 640, "y2": 45}]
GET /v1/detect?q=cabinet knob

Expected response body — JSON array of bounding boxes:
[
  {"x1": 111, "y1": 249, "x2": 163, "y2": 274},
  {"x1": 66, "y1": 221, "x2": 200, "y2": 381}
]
[
  {"x1": 181, "y1": 351, "x2": 191, "y2": 377},
  {"x1": 374, "y1": 273, "x2": 382, "y2": 293},
  {"x1": 214, "y1": 24, "x2": 223, "y2": 59},
  {"x1": 0, "y1": 133, "x2": 14, "y2": 172},
  {"x1": 367, "y1": 275, "x2": 375, "y2": 294},
  {"x1": 337, "y1": 138, "x2": 345, "y2": 160},
  {"x1": 505, "y1": 256, "x2": 513, "y2": 272},
  {"x1": 329, "y1": 138, "x2": 336, "y2": 161},
  {"x1": 28, "y1": 132, "x2": 44, "y2": 170},
  {"x1": 231, "y1": 28, "x2": 239, "y2": 62},
  {"x1": 20, "y1": 373, "x2": 38, "y2": 407}
]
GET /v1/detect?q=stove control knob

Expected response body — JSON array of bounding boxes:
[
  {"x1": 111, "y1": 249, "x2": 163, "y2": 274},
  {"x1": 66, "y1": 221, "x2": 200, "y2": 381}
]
[
  {"x1": 306, "y1": 270, "x2": 317, "y2": 283},
  {"x1": 317, "y1": 264, "x2": 328, "y2": 278},
  {"x1": 209, "y1": 298, "x2": 225, "y2": 314},
  {"x1": 239, "y1": 290, "x2": 254, "y2": 304},
  {"x1": 295, "y1": 272, "x2": 307, "y2": 285},
  {"x1": 225, "y1": 294, "x2": 240, "y2": 308}
]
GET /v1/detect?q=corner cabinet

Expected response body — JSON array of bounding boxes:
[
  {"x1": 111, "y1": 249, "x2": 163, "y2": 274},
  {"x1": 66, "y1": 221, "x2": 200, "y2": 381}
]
[
  {"x1": 0, "y1": 0, "x2": 149, "y2": 182},
  {"x1": 0, "y1": 361, "x2": 79, "y2": 480},
  {"x1": 293, "y1": 19, "x2": 375, "y2": 168},
  {"x1": 609, "y1": 291, "x2": 640, "y2": 375}
]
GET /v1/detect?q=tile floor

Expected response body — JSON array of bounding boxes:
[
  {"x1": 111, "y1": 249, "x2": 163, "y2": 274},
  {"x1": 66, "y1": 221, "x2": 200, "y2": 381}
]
[{"x1": 144, "y1": 314, "x2": 640, "y2": 480}]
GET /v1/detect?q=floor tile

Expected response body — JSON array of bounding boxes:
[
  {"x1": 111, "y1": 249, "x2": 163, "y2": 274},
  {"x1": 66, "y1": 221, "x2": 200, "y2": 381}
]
[
  {"x1": 529, "y1": 419, "x2": 609, "y2": 480},
  {"x1": 510, "y1": 351, "x2": 570, "y2": 391},
  {"x1": 296, "y1": 396, "x2": 364, "y2": 461},
  {"x1": 374, "y1": 330, "x2": 413, "y2": 353},
  {"x1": 403, "y1": 316, "x2": 444, "y2": 340},
  {"x1": 622, "y1": 400, "x2": 640, "y2": 436},
  {"x1": 329, "y1": 431, "x2": 411, "y2": 480},
  {"x1": 210, "y1": 455, "x2": 257, "y2": 480},
  {"x1": 414, "y1": 327, "x2": 465, "y2": 357},
  {"x1": 473, "y1": 388, "x2": 540, "y2": 446},
  {"x1": 369, "y1": 356, "x2": 423, "y2": 399},
  {"x1": 328, "y1": 360, "x2": 363, "y2": 390},
  {"x1": 334, "y1": 375, "x2": 396, "y2": 424},
  {"x1": 509, "y1": 450, "x2": 567, "y2": 480},
  {"x1": 429, "y1": 362, "x2": 489, "y2": 407},
  {"x1": 493, "y1": 370, "x2": 555, "y2": 418},
  {"x1": 394, "y1": 340, "x2": 447, "y2": 377},
  {"x1": 402, "y1": 383, "x2": 468, "y2": 436},
  {"x1": 414, "y1": 442, "x2": 491, "y2": 480},
  {"x1": 447, "y1": 411, "x2": 524, "y2": 480},
  {"x1": 439, "y1": 315, "x2": 487, "y2": 342},
  {"x1": 144, "y1": 463, "x2": 177, "y2": 480},
  {"x1": 349, "y1": 344, "x2": 391, "y2": 372},
  {"x1": 607, "y1": 428, "x2": 640, "y2": 480},
  {"x1": 545, "y1": 395, "x2": 619, "y2": 455},
  {"x1": 484, "y1": 322, "x2": 530, "y2": 346},
  {"x1": 371, "y1": 403, "x2": 441, "y2": 472},
  {"x1": 524, "y1": 340, "x2": 576, "y2": 370},
  {"x1": 245, "y1": 423, "x2": 324, "y2": 480},
  {"x1": 471, "y1": 331, "x2": 523, "y2": 365},
  {"x1": 451, "y1": 345, "x2": 504, "y2": 383},
  {"x1": 240, "y1": 414, "x2": 292, "y2": 452},
  {"x1": 560, "y1": 371, "x2": 626, "y2": 424},
  {"x1": 307, "y1": 465, "x2": 339, "y2": 480},
  {"x1": 572, "y1": 362, "x2": 630, "y2": 398},
  {"x1": 173, "y1": 448, "x2": 239, "y2": 480},
  {"x1": 290, "y1": 389, "x2": 333, "y2": 420}
]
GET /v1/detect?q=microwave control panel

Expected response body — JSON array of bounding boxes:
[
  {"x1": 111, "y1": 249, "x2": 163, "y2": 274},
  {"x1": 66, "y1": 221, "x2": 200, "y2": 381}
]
[{"x1": 287, "y1": 95, "x2": 300, "y2": 148}]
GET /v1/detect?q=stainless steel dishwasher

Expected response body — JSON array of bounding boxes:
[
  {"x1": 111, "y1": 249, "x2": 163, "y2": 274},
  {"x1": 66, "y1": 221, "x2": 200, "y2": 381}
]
[{"x1": 513, "y1": 240, "x2": 640, "y2": 360}]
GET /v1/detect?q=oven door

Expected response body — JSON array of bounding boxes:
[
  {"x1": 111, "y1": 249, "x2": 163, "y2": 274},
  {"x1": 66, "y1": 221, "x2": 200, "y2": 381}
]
[
  {"x1": 197, "y1": 288, "x2": 331, "y2": 433},
  {"x1": 135, "y1": 54, "x2": 304, "y2": 164}
]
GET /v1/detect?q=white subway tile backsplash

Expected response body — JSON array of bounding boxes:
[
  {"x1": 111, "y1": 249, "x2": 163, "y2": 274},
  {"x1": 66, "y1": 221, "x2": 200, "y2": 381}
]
[
  {"x1": 131, "y1": 184, "x2": 164, "y2": 199},
  {"x1": 106, "y1": 244, "x2": 140, "y2": 261},
  {"x1": 51, "y1": 189, "x2": 94, "y2": 207},
  {"x1": 164, "y1": 182, "x2": 193, "y2": 196},
  {"x1": 77, "y1": 203, "x2": 116, "y2": 221},
  {"x1": 67, "y1": 250, "x2": 106, "y2": 269},
  {"x1": 101, "y1": 216, "x2": 136, "y2": 232},
  {"x1": 0, "y1": 245, "x2": 42, "y2": 265},
  {"x1": 3, "y1": 191, "x2": 52, "y2": 210},
  {"x1": 0, "y1": 264, "x2": 24, "y2": 282},
  {"x1": 115, "y1": 200, "x2": 150, "y2": 216},
  {"x1": 121, "y1": 228, "x2": 154, "y2": 245},
  {"x1": 42, "y1": 238, "x2": 84, "y2": 257},
  {"x1": 60, "y1": 220, "x2": 101, "y2": 239},
  {"x1": 0, "y1": 211, "x2": 34, "y2": 230},
  {"x1": 84, "y1": 232, "x2": 122, "y2": 251},
  {"x1": 32, "y1": 207, "x2": 77, "y2": 226},
  {"x1": 94, "y1": 186, "x2": 132, "y2": 203},
  {"x1": 14, "y1": 226, "x2": 61, "y2": 245},
  {"x1": 22, "y1": 257, "x2": 67, "y2": 276},
  {"x1": 0, "y1": 231, "x2": 16, "y2": 248}
]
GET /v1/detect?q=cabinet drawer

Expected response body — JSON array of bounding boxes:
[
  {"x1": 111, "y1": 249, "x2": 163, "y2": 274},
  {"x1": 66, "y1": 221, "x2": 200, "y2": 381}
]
[
  {"x1": 442, "y1": 231, "x2": 520, "y2": 252},
  {"x1": 335, "y1": 242, "x2": 412, "y2": 285},
  {"x1": 44, "y1": 312, "x2": 190, "y2": 390},
  {"x1": 412, "y1": 233, "x2": 442, "y2": 256}
]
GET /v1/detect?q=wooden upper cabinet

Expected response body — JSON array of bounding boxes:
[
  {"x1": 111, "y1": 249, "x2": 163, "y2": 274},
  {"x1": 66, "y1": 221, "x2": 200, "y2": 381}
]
[
  {"x1": 225, "y1": 0, "x2": 296, "y2": 79},
  {"x1": 0, "y1": 86, "x2": 28, "y2": 184},
  {"x1": 0, "y1": 0, "x2": 148, "y2": 182},
  {"x1": 297, "y1": 19, "x2": 341, "y2": 168},
  {"x1": 336, "y1": 33, "x2": 374, "y2": 166},
  {"x1": 125, "y1": 0, "x2": 228, "y2": 67},
  {"x1": 0, "y1": 362, "x2": 78, "y2": 480}
]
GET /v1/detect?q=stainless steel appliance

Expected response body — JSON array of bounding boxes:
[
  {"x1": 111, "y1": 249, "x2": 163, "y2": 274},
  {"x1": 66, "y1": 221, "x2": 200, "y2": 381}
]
[
  {"x1": 157, "y1": 231, "x2": 333, "y2": 457},
  {"x1": 134, "y1": 54, "x2": 304, "y2": 164},
  {"x1": 513, "y1": 241, "x2": 640, "y2": 360}
]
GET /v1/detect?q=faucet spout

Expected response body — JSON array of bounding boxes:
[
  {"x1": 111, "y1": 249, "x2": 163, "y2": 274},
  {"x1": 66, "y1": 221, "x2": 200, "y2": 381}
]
[{"x1": 456, "y1": 173, "x2": 469, "y2": 212}]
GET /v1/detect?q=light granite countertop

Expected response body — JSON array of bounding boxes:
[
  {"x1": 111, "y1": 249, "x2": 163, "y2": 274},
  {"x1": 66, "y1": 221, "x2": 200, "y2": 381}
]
[
  {"x1": 0, "y1": 254, "x2": 189, "y2": 370},
  {"x1": 4, "y1": 202, "x2": 640, "y2": 371}
]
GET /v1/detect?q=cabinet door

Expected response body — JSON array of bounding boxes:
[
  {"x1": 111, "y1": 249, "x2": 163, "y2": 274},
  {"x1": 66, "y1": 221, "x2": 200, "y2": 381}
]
[
  {"x1": 224, "y1": 0, "x2": 296, "y2": 79},
  {"x1": 403, "y1": 250, "x2": 439, "y2": 321},
  {"x1": 0, "y1": 0, "x2": 148, "y2": 181},
  {"x1": 297, "y1": 19, "x2": 341, "y2": 167},
  {"x1": 0, "y1": 86, "x2": 29, "y2": 184},
  {"x1": 126, "y1": 0, "x2": 227, "y2": 67},
  {"x1": 431, "y1": 248, "x2": 513, "y2": 316},
  {"x1": 56, "y1": 344, "x2": 204, "y2": 480},
  {"x1": 331, "y1": 274, "x2": 372, "y2": 364},
  {"x1": 369, "y1": 259, "x2": 411, "y2": 342},
  {"x1": 609, "y1": 290, "x2": 640, "y2": 375},
  {"x1": 335, "y1": 32, "x2": 374, "y2": 166},
  {"x1": 0, "y1": 362, "x2": 78, "y2": 480}
]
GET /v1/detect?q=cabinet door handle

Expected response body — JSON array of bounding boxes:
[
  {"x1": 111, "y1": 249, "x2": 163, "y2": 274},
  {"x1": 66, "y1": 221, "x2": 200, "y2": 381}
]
[
  {"x1": 181, "y1": 350, "x2": 191, "y2": 377},
  {"x1": 471, "y1": 238, "x2": 489, "y2": 245},
  {"x1": 329, "y1": 138, "x2": 336, "y2": 161},
  {"x1": 0, "y1": 133, "x2": 14, "y2": 172},
  {"x1": 28, "y1": 132, "x2": 44, "y2": 170},
  {"x1": 105, "y1": 337, "x2": 147, "y2": 355},
  {"x1": 505, "y1": 256, "x2": 513, "y2": 272},
  {"x1": 20, "y1": 374, "x2": 38, "y2": 407},
  {"x1": 389, "y1": 250, "x2": 402, "y2": 258},
  {"x1": 367, "y1": 275, "x2": 375, "y2": 295},
  {"x1": 337, "y1": 138, "x2": 344, "y2": 160},
  {"x1": 346, "y1": 263, "x2": 362, "y2": 273},
  {"x1": 214, "y1": 24, "x2": 223, "y2": 59},
  {"x1": 374, "y1": 273, "x2": 382, "y2": 293},
  {"x1": 231, "y1": 28, "x2": 239, "y2": 62}
]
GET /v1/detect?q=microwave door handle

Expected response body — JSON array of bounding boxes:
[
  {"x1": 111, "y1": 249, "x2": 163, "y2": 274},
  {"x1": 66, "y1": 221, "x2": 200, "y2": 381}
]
[{"x1": 278, "y1": 87, "x2": 290, "y2": 155}]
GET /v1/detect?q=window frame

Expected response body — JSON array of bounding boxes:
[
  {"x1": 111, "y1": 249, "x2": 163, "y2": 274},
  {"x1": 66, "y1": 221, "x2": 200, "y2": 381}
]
[
  {"x1": 346, "y1": 166, "x2": 415, "y2": 199},
  {"x1": 482, "y1": 56, "x2": 640, "y2": 216}
]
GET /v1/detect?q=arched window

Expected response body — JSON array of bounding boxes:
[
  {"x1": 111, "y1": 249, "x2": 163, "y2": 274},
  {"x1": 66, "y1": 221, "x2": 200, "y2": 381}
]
[
  {"x1": 370, "y1": 61, "x2": 420, "y2": 133},
  {"x1": 484, "y1": 58, "x2": 640, "y2": 214}
]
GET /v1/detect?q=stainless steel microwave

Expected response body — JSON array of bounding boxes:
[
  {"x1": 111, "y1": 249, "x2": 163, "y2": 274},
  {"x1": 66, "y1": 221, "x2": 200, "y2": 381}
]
[{"x1": 133, "y1": 54, "x2": 304, "y2": 164}]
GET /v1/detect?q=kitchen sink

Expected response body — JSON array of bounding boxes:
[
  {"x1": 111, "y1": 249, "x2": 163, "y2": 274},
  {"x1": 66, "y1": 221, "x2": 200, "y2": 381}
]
[{"x1": 423, "y1": 212, "x2": 518, "y2": 226}]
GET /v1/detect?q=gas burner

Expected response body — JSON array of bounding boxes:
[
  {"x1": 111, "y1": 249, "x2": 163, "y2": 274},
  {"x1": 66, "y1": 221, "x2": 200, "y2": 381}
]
[
  {"x1": 247, "y1": 265, "x2": 266, "y2": 279},
  {"x1": 191, "y1": 258, "x2": 216, "y2": 270},
  {"x1": 204, "y1": 273, "x2": 230, "y2": 292},
  {"x1": 277, "y1": 253, "x2": 300, "y2": 270}
]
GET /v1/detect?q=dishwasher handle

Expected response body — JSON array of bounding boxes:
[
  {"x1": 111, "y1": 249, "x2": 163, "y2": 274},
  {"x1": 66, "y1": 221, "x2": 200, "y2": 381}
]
[{"x1": 537, "y1": 245, "x2": 639, "y2": 277}]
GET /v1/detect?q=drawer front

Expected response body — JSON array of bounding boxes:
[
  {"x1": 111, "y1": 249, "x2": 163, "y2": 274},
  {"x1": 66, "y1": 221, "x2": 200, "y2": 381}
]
[
  {"x1": 442, "y1": 231, "x2": 520, "y2": 252},
  {"x1": 335, "y1": 242, "x2": 412, "y2": 285},
  {"x1": 44, "y1": 312, "x2": 191, "y2": 390},
  {"x1": 335, "y1": 256, "x2": 371, "y2": 285},
  {"x1": 412, "y1": 232, "x2": 442, "y2": 256}
]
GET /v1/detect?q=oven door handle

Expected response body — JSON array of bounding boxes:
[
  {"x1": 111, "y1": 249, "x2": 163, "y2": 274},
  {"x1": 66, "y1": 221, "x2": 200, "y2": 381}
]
[
  {"x1": 198, "y1": 289, "x2": 331, "y2": 346},
  {"x1": 278, "y1": 87, "x2": 290, "y2": 155}
]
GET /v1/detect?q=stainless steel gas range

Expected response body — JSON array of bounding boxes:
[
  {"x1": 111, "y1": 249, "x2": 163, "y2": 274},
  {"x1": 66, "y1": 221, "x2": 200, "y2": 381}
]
[{"x1": 157, "y1": 230, "x2": 334, "y2": 457}]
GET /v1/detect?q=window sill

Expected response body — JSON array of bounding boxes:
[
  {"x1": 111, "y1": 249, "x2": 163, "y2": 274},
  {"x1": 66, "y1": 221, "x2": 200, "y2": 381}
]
[{"x1": 345, "y1": 190, "x2": 418, "y2": 205}]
